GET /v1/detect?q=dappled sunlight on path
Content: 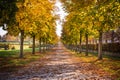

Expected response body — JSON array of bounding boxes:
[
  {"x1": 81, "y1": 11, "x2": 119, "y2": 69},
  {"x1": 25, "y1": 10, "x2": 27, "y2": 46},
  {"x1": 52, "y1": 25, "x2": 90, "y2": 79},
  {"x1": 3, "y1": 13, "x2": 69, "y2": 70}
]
[{"x1": 1, "y1": 42, "x2": 111, "y2": 80}]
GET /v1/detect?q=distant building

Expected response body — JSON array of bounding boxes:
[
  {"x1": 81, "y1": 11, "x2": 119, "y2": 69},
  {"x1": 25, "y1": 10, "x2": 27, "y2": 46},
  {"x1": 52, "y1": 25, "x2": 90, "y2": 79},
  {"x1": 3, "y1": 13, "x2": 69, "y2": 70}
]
[
  {"x1": 103, "y1": 28, "x2": 120, "y2": 43},
  {"x1": 0, "y1": 33, "x2": 31, "y2": 42},
  {"x1": 2, "y1": 33, "x2": 18, "y2": 42}
]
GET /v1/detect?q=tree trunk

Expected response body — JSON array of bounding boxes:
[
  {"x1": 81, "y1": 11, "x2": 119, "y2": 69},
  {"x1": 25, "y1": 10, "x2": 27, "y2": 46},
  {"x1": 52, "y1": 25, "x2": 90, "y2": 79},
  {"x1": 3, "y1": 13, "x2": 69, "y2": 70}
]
[
  {"x1": 19, "y1": 30, "x2": 24, "y2": 58},
  {"x1": 119, "y1": 37, "x2": 120, "y2": 43},
  {"x1": 85, "y1": 32, "x2": 88, "y2": 56},
  {"x1": 105, "y1": 39, "x2": 108, "y2": 44},
  {"x1": 75, "y1": 41, "x2": 77, "y2": 52},
  {"x1": 98, "y1": 31, "x2": 103, "y2": 60},
  {"x1": 79, "y1": 32, "x2": 82, "y2": 53},
  {"x1": 111, "y1": 30, "x2": 114, "y2": 43},
  {"x1": 32, "y1": 35, "x2": 35, "y2": 54},
  {"x1": 45, "y1": 38, "x2": 47, "y2": 51},
  {"x1": 43, "y1": 38, "x2": 44, "y2": 51},
  {"x1": 39, "y1": 38, "x2": 42, "y2": 53}
]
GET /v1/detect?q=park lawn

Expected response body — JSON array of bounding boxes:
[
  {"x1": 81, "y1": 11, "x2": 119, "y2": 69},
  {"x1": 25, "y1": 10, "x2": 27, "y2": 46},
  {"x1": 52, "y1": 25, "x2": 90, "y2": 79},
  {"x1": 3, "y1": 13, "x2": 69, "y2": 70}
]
[
  {"x1": 0, "y1": 48, "x2": 45, "y2": 72},
  {"x1": 74, "y1": 52, "x2": 120, "y2": 79}
]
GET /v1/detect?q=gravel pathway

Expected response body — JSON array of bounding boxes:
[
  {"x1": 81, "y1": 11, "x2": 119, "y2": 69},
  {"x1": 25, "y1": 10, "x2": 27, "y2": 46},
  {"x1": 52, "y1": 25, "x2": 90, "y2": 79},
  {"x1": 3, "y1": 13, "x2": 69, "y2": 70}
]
[{"x1": 0, "y1": 42, "x2": 112, "y2": 80}]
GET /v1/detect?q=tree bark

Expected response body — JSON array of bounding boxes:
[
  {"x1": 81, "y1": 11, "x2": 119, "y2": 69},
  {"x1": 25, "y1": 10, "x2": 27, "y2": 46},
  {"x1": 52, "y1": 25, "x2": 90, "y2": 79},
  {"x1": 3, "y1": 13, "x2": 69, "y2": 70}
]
[
  {"x1": 85, "y1": 32, "x2": 88, "y2": 56},
  {"x1": 43, "y1": 38, "x2": 46, "y2": 52},
  {"x1": 32, "y1": 35, "x2": 35, "y2": 54},
  {"x1": 111, "y1": 30, "x2": 114, "y2": 43},
  {"x1": 79, "y1": 32, "x2": 82, "y2": 53},
  {"x1": 98, "y1": 31, "x2": 103, "y2": 60},
  {"x1": 45, "y1": 38, "x2": 47, "y2": 51},
  {"x1": 19, "y1": 30, "x2": 24, "y2": 58},
  {"x1": 105, "y1": 39, "x2": 108, "y2": 44},
  {"x1": 46, "y1": 38, "x2": 48, "y2": 51},
  {"x1": 75, "y1": 40, "x2": 77, "y2": 52},
  {"x1": 39, "y1": 38, "x2": 42, "y2": 53}
]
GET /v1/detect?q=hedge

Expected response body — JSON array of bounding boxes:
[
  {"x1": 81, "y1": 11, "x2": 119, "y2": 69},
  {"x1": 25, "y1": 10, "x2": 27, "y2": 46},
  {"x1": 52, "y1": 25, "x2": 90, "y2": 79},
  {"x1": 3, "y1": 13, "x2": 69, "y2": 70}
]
[{"x1": 81, "y1": 43, "x2": 120, "y2": 53}]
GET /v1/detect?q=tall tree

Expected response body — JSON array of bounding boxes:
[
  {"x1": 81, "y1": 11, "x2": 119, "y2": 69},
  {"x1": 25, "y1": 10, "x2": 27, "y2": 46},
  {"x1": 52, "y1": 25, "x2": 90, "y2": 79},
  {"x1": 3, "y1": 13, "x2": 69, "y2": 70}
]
[
  {"x1": 61, "y1": 0, "x2": 120, "y2": 60},
  {"x1": 0, "y1": 0, "x2": 17, "y2": 29}
]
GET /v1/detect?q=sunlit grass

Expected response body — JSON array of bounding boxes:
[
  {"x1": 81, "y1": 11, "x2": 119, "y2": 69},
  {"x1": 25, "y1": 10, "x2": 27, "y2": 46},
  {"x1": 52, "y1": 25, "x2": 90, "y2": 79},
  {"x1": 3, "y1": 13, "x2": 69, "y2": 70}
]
[
  {"x1": 73, "y1": 52, "x2": 120, "y2": 79},
  {"x1": 0, "y1": 48, "x2": 44, "y2": 71},
  {"x1": 6, "y1": 53, "x2": 44, "y2": 66},
  {"x1": 0, "y1": 48, "x2": 39, "y2": 58}
]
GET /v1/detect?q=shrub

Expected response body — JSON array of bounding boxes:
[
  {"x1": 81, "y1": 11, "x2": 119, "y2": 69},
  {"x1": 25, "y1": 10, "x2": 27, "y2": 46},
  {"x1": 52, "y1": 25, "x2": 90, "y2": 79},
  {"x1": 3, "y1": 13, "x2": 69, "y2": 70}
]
[
  {"x1": 0, "y1": 44, "x2": 9, "y2": 50},
  {"x1": 82, "y1": 43, "x2": 120, "y2": 53}
]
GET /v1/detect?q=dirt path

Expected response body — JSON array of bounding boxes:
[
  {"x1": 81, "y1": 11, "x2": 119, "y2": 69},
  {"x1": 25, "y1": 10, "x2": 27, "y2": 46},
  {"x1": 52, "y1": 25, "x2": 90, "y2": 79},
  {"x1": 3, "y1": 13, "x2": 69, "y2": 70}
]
[{"x1": 1, "y1": 42, "x2": 111, "y2": 80}]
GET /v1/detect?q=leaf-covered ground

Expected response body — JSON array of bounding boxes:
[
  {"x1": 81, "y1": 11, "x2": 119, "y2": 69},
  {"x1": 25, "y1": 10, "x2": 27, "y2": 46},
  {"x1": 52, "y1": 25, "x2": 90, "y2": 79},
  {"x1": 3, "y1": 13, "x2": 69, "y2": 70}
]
[{"x1": 0, "y1": 42, "x2": 118, "y2": 80}]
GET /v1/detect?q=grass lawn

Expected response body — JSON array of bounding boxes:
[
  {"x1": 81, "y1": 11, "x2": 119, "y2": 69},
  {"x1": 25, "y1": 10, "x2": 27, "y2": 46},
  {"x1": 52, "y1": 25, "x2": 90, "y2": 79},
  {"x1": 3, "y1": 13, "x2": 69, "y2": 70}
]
[
  {"x1": 73, "y1": 52, "x2": 120, "y2": 80},
  {"x1": 0, "y1": 48, "x2": 45, "y2": 72}
]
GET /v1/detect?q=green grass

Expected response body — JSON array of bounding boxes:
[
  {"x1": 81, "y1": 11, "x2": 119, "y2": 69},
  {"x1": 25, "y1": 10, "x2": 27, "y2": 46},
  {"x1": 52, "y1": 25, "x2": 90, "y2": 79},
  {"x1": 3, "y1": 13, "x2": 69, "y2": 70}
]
[
  {"x1": 0, "y1": 48, "x2": 39, "y2": 58},
  {"x1": 0, "y1": 48, "x2": 45, "y2": 72},
  {"x1": 0, "y1": 50, "x2": 19, "y2": 58},
  {"x1": 73, "y1": 52, "x2": 120, "y2": 79}
]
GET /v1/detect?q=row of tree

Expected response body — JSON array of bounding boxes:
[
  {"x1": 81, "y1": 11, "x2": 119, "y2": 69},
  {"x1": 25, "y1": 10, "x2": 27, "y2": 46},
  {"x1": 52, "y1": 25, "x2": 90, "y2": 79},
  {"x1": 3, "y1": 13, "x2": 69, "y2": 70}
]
[
  {"x1": 61, "y1": 0, "x2": 120, "y2": 60},
  {"x1": 0, "y1": 0, "x2": 58, "y2": 58}
]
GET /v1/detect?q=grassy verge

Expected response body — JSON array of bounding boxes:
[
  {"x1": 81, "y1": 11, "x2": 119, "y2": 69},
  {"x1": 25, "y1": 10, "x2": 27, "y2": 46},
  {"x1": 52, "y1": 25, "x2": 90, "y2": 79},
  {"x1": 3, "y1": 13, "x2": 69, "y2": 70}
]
[
  {"x1": 0, "y1": 48, "x2": 39, "y2": 57},
  {"x1": 0, "y1": 48, "x2": 45, "y2": 72},
  {"x1": 74, "y1": 52, "x2": 120, "y2": 79}
]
